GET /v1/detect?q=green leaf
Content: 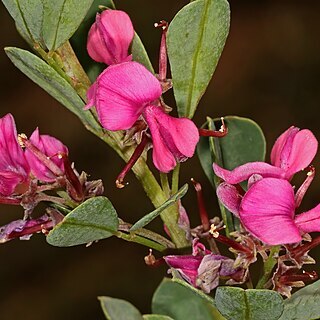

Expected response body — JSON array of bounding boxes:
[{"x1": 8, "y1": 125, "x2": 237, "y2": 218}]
[
  {"x1": 279, "y1": 279, "x2": 320, "y2": 320},
  {"x1": 143, "y1": 316, "x2": 174, "y2": 320},
  {"x1": 130, "y1": 184, "x2": 188, "y2": 231},
  {"x1": 5, "y1": 47, "x2": 100, "y2": 131},
  {"x1": 42, "y1": 0, "x2": 94, "y2": 50},
  {"x1": 99, "y1": 297, "x2": 143, "y2": 320},
  {"x1": 167, "y1": 0, "x2": 230, "y2": 118},
  {"x1": 2, "y1": 0, "x2": 44, "y2": 44},
  {"x1": 211, "y1": 116, "x2": 266, "y2": 170},
  {"x1": 47, "y1": 196, "x2": 119, "y2": 247},
  {"x1": 152, "y1": 278, "x2": 225, "y2": 320},
  {"x1": 215, "y1": 287, "x2": 284, "y2": 320},
  {"x1": 131, "y1": 33, "x2": 154, "y2": 73}
]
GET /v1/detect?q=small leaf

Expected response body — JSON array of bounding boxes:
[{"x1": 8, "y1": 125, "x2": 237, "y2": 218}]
[
  {"x1": 130, "y1": 184, "x2": 188, "y2": 231},
  {"x1": 5, "y1": 47, "x2": 100, "y2": 131},
  {"x1": 167, "y1": 0, "x2": 230, "y2": 118},
  {"x1": 47, "y1": 197, "x2": 119, "y2": 247},
  {"x1": 131, "y1": 33, "x2": 154, "y2": 73},
  {"x1": 99, "y1": 297, "x2": 143, "y2": 320},
  {"x1": 2, "y1": 0, "x2": 44, "y2": 44},
  {"x1": 215, "y1": 287, "x2": 284, "y2": 320},
  {"x1": 279, "y1": 279, "x2": 320, "y2": 320},
  {"x1": 152, "y1": 278, "x2": 225, "y2": 320},
  {"x1": 143, "y1": 315, "x2": 174, "y2": 320},
  {"x1": 42, "y1": 0, "x2": 94, "y2": 50}
]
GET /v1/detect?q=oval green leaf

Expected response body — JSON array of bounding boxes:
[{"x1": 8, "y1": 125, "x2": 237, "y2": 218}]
[
  {"x1": 47, "y1": 196, "x2": 119, "y2": 247},
  {"x1": 2, "y1": 0, "x2": 44, "y2": 45},
  {"x1": 99, "y1": 296, "x2": 143, "y2": 320},
  {"x1": 215, "y1": 287, "x2": 284, "y2": 320},
  {"x1": 152, "y1": 278, "x2": 225, "y2": 320},
  {"x1": 5, "y1": 47, "x2": 100, "y2": 131},
  {"x1": 42, "y1": 0, "x2": 94, "y2": 50},
  {"x1": 143, "y1": 315, "x2": 174, "y2": 320},
  {"x1": 131, "y1": 33, "x2": 154, "y2": 73},
  {"x1": 167, "y1": 0, "x2": 230, "y2": 118},
  {"x1": 279, "y1": 279, "x2": 320, "y2": 320}
]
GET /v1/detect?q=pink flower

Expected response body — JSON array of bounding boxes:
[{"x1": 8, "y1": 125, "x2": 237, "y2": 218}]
[
  {"x1": 85, "y1": 61, "x2": 199, "y2": 172},
  {"x1": 217, "y1": 178, "x2": 320, "y2": 245},
  {"x1": 24, "y1": 128, "x2": 68, "y2": 182},
  {"x1": 213, "y1": 126, "x2": 318, "y2": 184},
  {"x1": 0, "y1": 114, "x2": 30, "y2": 196},
  {"x1": 87, "y1": 10, "x2": 134, "y2": 65}
]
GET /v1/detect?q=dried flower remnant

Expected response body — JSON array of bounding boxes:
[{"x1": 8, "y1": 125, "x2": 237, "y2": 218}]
[
  {"x1": 87, "y1": 10, "x2": 134, "y2": 65},
  {"x1": 164, "y1": 239, "x2": 241, "y2": 293},
  {"x1": 0, "y1": 209, "x2": 63, "y2": 243}
]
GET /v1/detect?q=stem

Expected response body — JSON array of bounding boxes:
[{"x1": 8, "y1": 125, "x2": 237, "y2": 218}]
[
  {"x1": 55, "y1": 41, "x2": 91, "y2": 101},
  {"x1": 35, "y1": 193, "x2": 67, "y2": 206},
  {"x1": 116, "y1": 231, "x2": 166, "y2": 252},
  {"x1": 160, "y1": 172, "x2": 170, "y2": 197},
  {"x1": 119, "y1": 221, "x2": 175, "y2": 249},
  {"x1": 172, "y1": 163, "x2": 180, "y2": 194},
  {"x1": 116, "y1": 134, "x2": 148, "y2": 188},
  {"x1": 256, "y1": 246, "x2": 280, "y2": 289}
]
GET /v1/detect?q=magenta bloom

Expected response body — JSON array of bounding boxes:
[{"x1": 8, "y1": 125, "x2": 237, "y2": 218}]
[
  {"x1": 86, "y1": 61, "x2": 199, "y2": 172},
  {"x1": 87, "y1": 10, "x2": 134, "y2": 65},
  {"x1": 213, "y1": 126, "x2": 318, "y2": 184},
  {"x1": 25, "y1": 128, "x2": 68, "y2": 182},
  {"x1": 217, "y1": 178, "x2": 320, "y2": 245},
  {"x1": 0, "y1": 114, "x2": 30, "y2": 196}
]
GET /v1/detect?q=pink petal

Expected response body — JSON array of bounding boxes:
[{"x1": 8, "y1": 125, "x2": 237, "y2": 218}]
[
  {"x1": 240, "y1": 178, "x2": 302, "y2": 245},
  {"x1": 271, "y1": 126, "x2": 299, "y2": 167},
  {"x1": 285, "y1": 129, "x2": 318, "y2": 177},
  {"x1": 216, "y1": 183, "x2": 241, "y2": 216},
  {"x1": 0, "y1": 114, "x2": 30, "y2": 195},
  {"x1": 295, "y1": 204, "x2": 320, "y2": 233},
  {"x1": 144, "y1": 105, "x2": 199, "y2": 172},
  {"x1": 164, "y1": 255, "x2": 202, "y2": 286},
  {"x1": 93, "y1": 62, "x2": 162, "y2": 130},
  {"x1": 213, "y1": 162, "x2": 286, "y2": 184},
  {"x1": 25, "y1": 128, "x2": 68, "y2": 182},
  {"x1": 87, "y1": 10, "x2": 134, "y2": 65}
]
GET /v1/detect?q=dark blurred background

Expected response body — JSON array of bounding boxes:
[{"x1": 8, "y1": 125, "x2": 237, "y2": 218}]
[{"x1": 1, "y1": 0, "x2": 320, "y2": 319}]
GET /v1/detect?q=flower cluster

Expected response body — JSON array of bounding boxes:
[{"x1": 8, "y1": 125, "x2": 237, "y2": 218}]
[
  {"x1": 0, "y1": 113, "x2": 103, "y2": 243},
  {"x1": 85, "y1": 9, "x2": 200, "y2": 174},
  {"x1": 215, "y1": 126, "x2": 320, "y2": 296}
]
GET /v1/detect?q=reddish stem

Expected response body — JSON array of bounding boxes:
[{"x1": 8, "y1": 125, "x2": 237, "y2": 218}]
[
  {"x1": 191, "y1": 178, "x2": 210, "y2": 232},
  {"x1": 199, "y1": 118, "x2": 228, "y2": 137},
  {"x1": 155, "y1": 20, "x2": 168, "y2": 82},
  {"x1": 212, "y1": 233, "x2": 251, "y2": 254},
  {"x1": 281, "y1": 271, "x2": 318, "y2": 283},
  {"x1": 290, "y1": 235, "x2": 320, "y2": 258},
  {"x1": 295, "y1": 165, "x2": 315, "y2": 208},
  {"x1": 61, "y1": 155, "x2": 84, "y2": 202},
  {"x1": 0, "y1": 197, "x2": 21, "y2": 205},
  {"x1": 116, "y1": 134, "x2": 148, "y2": 188}
]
